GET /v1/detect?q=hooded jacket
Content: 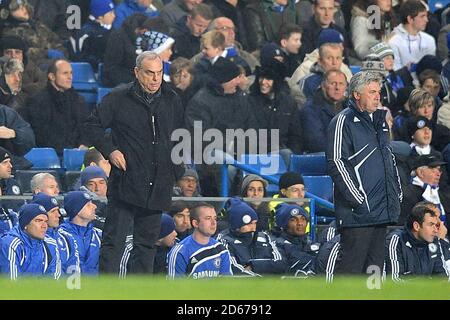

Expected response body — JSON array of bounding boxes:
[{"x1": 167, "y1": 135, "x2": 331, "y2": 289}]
[
  {"x1": 326, "y1": 99, "x2": 403, "y2": 227},
  {"x1": 0, "y1": 227, "x2": 61, "y2": 279},
  {"x1": 388, "y1": 24, "x2": 436, "y2": 71}
]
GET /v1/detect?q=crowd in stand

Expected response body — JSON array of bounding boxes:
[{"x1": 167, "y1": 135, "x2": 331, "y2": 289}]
[{"x1": 0, "y1": 0, "x2": 448, "y2": 281}]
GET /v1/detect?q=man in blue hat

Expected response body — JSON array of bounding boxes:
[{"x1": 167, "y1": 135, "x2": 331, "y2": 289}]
[
  {"x1": 59, "y1": 191, "x2": 101, "y2": 275},
  {"x1": 217, "y1": 197, "x2": 285, "y2": 276},
  {"x1": 273, "y1": 203, "x2": 317, "y2": 276},
  {"x1": 32, "y1": 193, "x2": 80, "y2": 275},
  {"x1": 0, "y1": 203, "x2": 61, "y2": 279}
]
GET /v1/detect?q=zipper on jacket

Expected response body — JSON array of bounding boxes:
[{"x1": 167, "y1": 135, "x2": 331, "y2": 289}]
[{"x1": 151, "y1": 115, "x2": 157, "y2": 145}]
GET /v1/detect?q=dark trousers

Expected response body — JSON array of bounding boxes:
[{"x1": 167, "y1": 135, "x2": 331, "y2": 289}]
[
  {"x1": 336, "y1": 225, "x2": 387, "y2": 274},
  {"x1": 99, "y1": 198, "x2": 161, "y2": 275}
]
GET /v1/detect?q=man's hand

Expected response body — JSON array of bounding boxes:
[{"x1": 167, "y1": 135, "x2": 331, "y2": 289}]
[
  {"x1": 0, "y1": 126, "x2": 15, "y2": 139},
  {"x1": 109, "y1": 150, "x2": 127, "y2": 171}
]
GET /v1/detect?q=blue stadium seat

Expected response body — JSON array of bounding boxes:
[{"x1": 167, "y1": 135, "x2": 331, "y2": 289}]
[
  {"x1": 63, "y1": 148, "x2": 87, "y2": 171},
  {"x1": 429, "y1": 0, "x2": 450, "y2": 13},
  {"x1": 350, "y1": 65, "x2": 361, "y2": 74},
  {"x1": 239, "y1": 154, "x2": 287, "y2": 194},
  {"x1": 24, "y1": 148, "x2": 61, "y2": 169},
  {"x1": 303, "y1": 175, "x2": 334, "y2": 216},
  {"x1": 290, "y1": 153, "x2": 327, "y2": 176},
  {"x1": 15, "y1": 170, "x2": 61, "y2": 193},
  {"x1": 71, "y1": 62, "x2": 98, "y2": 91},
  {"x1": 97, "y1": 87, "x2": 113, "y2": 105},
  {"x1": 79, "y1": 91, "x2": 98, "y2": 105}
]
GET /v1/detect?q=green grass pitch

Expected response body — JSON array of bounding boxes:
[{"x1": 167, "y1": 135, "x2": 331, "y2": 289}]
[{"x1": 0, "y1": 276, "x2": 448, "y2": 300}]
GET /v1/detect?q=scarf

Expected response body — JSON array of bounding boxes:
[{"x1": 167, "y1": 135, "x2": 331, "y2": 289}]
[
  {"x1": 412, "y1": 176, "x2": 446, "y2": 220},
  {"x1": 410, "y1": 143, "x2": 431, "y2": 155}
]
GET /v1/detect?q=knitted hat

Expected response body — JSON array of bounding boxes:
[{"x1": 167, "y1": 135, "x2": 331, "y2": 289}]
[
  {"x1": 361, "y1": 57, "x2": 387, "y2": 77},
  {"x1": 275, "y1": 203, "x2": 309, "y2": 230},
  {"x1": 210, "y1": 56, "x2": 240, "y2": 84},
  {"x1": 19, "y1": 203, "x2": 47, "y2": 230},
  {"x1": 317, "y1": 28, "x2": 344, "y2": 47},
  {"x1": 225, "y1": 197, "x2": 258, "y2": 230},
  {"x1": 407, "y1": 116, "x2": 433, "y2": 137},
  {"x1": 64, "y1": 191, "x2": 92, "y2": 220},
  {"x1": 279, "y1": 172, "x2": 304, "y2": 190},
  {"x1": 369, "y1": 42, "x2": 394, "y2": 60},
  {"x1": 0, "y1": 35, "x2": 27, "y2": 53},
  {"x1": 260, "y1": 42, "x2": 286, "y2": 67},
  {"x1": 31, "y1": 192, "x2": 59, "y2": 212},
  {"x1": 0, "y1": 146, "x2": 11, "y2": 162},
  {"x1": 90, "y1": 0, "x2": 114, "y2": 18},
  {"x1": 80, "y1": 166, "x2": 107, "y2": 186},
  {"x1": 181, "y1": 168, "x2": 199, "y2": 181},
  {"x1": 240, "y1": 174, "x2": 268, "y2": 196},
  {"x1": 159, "y1": 213, "x2": 176, "y2": 239},
  {"x1": 416, "y1": 54, "x2": 442, "y2": 76},
  {"x1": 136, "y1": 31, "x2": 175, "y2": 55}
]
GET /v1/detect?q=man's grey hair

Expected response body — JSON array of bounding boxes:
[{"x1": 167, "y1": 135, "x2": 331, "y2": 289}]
[
  {"x1": 348, "y1": 71, "x2": 382, "y2": 96},
  {"x1": 3, "y1": 58, "x2": 24, "y2": 75},
  {"x1": 30, "y1": 173, "x2": 57, "y2": 193},
  {"x1": 135, "y1": 51, "x2": 162, "y2": 69}
]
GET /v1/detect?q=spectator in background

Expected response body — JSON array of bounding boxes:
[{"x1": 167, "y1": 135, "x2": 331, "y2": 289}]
[
  {"x1": 27, "y1": 0, "x2": 72, "y2": 39},
  {"x1": 240, "y1": 174, "x2": 270, "y2": 232},
  {"x1": 399, "y1": 154, "x2": 449, "y2": 226},
  {"x1": 0, "y1": 104, "x2": 35, "y2": 170},
  {"x1": 167, "y1": 200, "x2": 192, "y2": 241},
  {"x1": 79, "y1": 166, "x2": 108, "y2": 230},
  {"x1": 248, "y1": 61, "x2": 303, "y2": 166},
  {"x1": 1, "y1": 0, "x2": 67, "y2": 67},
  {"x1": 153, "y1": 213, "x2": 177, "y2": 274},
  {"x1": 170, "y1": 3, "x2": 213, "y2": 59},
  {"x1": 20, "y1": 59, "x2": 90, "y2": 155},
  {"x1": 160, "y1": 0, "x2": 203, "y2": 29},
  {"x1": 169, "y1": 57, "x2": 197, "y2": 108},
  {"x1": 0, "y1": 203, "x2": 61, "y2": 279},
  {"x1": 217, "y1": 197, "x2": 285, "y2": 276},
  {"x1": 83, "y1": 147, "x2": 111, "y2": 177},
  {"x1": 173, "y1": 168, "x2": 201, "y2": 197},
  {"x1": 32, "y1": 192, "x2": 80, "y2": 275},
  {"x1": 415, "y1": 55, "x2": 448, "y2": 101},
  {"x1": 0, "y1": 36, "x2": 46, "y2": 97},
  {"x1": 167, "y1": 202, "x2": 232, "y2": 278},
  {"x1": 210, "y1": 17, "x2": 259, "y2": 74},
  {"x1": 301, "y1": 0, "x2": 348, "y2": 60},
  {"x1": 60, "y1": 191, "x2": 101, "y2": 275},
  {"x1": 30, "y1": 173, "x2": 60, "y2": 196},
  {"x1": 243, "y1": 0, "x2": 297, "y2": 53},
  {"x1": 385, "y1": 204, "x2": 449, "y2": 280},
  {"x1": 0, "y1": 58, "x2": 26, "y2": 111},
  {"x1": 103, "y1": 13, "x2": 153, "y2": 87},
  {"x1": 388, "y1": 0, "x2": 435, "y2": 71},
  {"x1": 70, "y1": 0, "x2": 116, "y2": 71},
  {"x1": 276, "y1": 23, "x2": 302, "y2": 77},
  {"x1": 113, "y1": 0, "x2": 162, "y2": 29},
  {"x1": 301, "y1": 69, "x2": 347, "y2": 153},
  {"x1": 326, "y1": 71, "x2": 402, "y2": 274}
]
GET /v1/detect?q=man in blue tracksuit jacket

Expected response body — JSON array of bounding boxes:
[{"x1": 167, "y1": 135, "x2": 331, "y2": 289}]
[
  {"x1": 59, "y1": 191, "x2": 102, "y2": 275},
  {"x1": 167, "y1": 203, "x2": 232, "y2": 279},
  {"x1": 0, "y1": 204, "x2": 61, "y2": 279},
  {"x1": 326, "y1": 71, "x2": 403, "y2": 274},
  {"x1": 385, "y1": 204, "x2": 449, "y2": 281},
  {"x1": 32, "y1": 193, "x2": 80, "y2": 275},
  {"x1": 217, "y1": 198, "x2": 285, "y2": 276}
]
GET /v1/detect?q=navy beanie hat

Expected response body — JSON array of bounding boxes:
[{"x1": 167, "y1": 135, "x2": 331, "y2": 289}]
[
  {"x1": 279, "y1": 172, "x2": 304, "y2": 190},
  {"x1": 64, "y1": 191, "x2": 92, "y2": 220},
  {"x1": 225, "y1": 197, "x2": 258, "y2": 230},
  {"x1": 81, "y1": 166, "x2": 107, "y2": 186},
  {"x1": 19, "y1": 203, "x2": 47, "y2": 230},
  {"x1": 416, "y1": 54, "x2": 442, "y2": 76},
  {"x1": 0, "y1": 146, "x2": 11, "y2": 162},
  {"x1": 159, "y1": 213, "x2": 176, "y2": 239},
  {"x1": 90, "y1": 0, "x2": 115, "y2": 18},
  {"x1": 317, "y1": 28, "x2": 344, "y2": 47},
  {"x1": 260, "y1": 42, "x2": 286, "y2": 67},
  {"x1": 32, "y1": 192, "x2": 59, "y2": 212},
  {"x1": 275, "y1": 203, "x2": 309, "y2": 230}
]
